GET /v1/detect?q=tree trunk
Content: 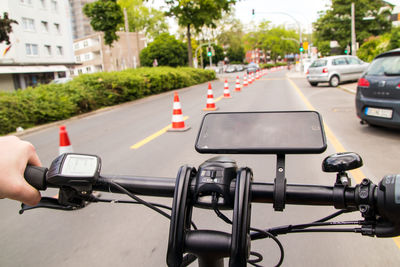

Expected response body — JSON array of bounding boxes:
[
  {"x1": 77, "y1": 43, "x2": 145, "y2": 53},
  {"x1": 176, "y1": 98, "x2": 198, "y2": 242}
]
[{"x1": 187, "y1": 24, "x2": 193, "y2": 67}]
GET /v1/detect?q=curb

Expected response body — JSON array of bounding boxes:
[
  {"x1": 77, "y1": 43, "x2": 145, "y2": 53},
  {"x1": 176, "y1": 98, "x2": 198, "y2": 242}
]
[{"x1": 338, "y1": 85, "x2": 357, "y2": 95}]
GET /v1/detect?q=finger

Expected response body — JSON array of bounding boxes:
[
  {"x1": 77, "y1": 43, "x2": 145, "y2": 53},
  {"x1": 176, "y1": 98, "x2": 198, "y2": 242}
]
[
  {"x1": 22, "y1": 141, "x2": 42, "y2": 167},
  {"x1": 10, "y1": 178, "x2": 41, "y2": 206}
]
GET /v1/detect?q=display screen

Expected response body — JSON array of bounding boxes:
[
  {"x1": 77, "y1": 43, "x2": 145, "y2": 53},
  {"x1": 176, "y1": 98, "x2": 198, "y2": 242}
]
[
  {"x1": 61, "y1": 154, "x2": 98, "y2": 176},
  {"x1": 195, "y1": 111, "x2": 327, "y2": 154}
]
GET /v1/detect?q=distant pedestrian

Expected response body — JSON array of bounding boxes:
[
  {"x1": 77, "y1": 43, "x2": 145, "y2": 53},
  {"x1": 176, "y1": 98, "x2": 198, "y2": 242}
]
[{"x1": 153, "y1": 59, "x2": 158, "y2": 67}]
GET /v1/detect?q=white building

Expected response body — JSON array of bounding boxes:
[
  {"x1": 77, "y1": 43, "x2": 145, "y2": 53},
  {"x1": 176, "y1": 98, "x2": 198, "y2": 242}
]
[
  {"x1": 72, "y1": 32, "x2": 146, "y2": 75},
  {"x1": 0, "y1": 0, "x2": 75, "y2": 91}
]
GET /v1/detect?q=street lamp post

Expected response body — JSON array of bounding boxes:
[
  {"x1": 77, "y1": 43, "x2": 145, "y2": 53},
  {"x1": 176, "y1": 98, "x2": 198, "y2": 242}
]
[{"x1": 351, "y1": 2, "x2": 357, "y2": 56}]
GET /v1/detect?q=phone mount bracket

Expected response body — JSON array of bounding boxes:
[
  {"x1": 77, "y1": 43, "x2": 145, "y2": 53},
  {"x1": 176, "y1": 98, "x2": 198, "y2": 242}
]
[{"x1": 273, "y1": 154, "x2": 287, "y2": 211}]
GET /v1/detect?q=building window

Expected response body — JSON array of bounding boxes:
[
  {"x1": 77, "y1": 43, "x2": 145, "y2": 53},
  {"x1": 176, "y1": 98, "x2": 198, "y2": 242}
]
[
  {"x1": 41, "y1": 21, "x2": 48, "y2": 32},
  {"x1": 83, "y1": 40, "x2": 88, "y2": 47},
  {"x1": 54, "y1": 23, "x2": 60, "y2": 34},
  {"x1": 25, "y1": 43, "x2": 38, "y2": 56},
  {"x1": 51, "y1": 0, "x2": 58, "y2": 12},
  {"x1": 78, "y1": 69, "x2": 83, "y2": 74},
  {"x1": 86, "y1": 66, "x2": 91, "y2": 73},
  {"x1": 44, "y1": 45, "x2": 51, "y2": 56},
  {"x1": 40, "y1": 0, "x2": 46, "y2": 8},
  {"x1": 56, "y1": 46, "x2": 63, "y2": 55},
  {"x1": 75, "y1": 55, "x2": 81, "y2": 62},
  {"x1": 74, "y1": 43, "x2": 80, "y2": 50},
  {"x1": 84, "y1": 53, "x2": 90, "y2": 61},
  {"x1": 20, "y1": 0, "x2": 33, "y2": 5},
  {"x1": 22, "y1": 18, "x2": 35, "y2": 31}
]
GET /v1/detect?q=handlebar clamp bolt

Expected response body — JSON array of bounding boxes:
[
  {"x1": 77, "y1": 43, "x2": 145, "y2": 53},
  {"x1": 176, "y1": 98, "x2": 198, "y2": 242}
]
[
  {"x1": 359, "y1": 205, "x2": 369, "y2": 214},
  {"x1": 362, "y1": 179, "x2": 370, "y2": 186}
]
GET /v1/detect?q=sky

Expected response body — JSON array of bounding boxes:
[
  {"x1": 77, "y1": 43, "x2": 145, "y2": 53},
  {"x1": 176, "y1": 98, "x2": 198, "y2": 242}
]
[
  {"x1": 235, "y1": 0, "x2": 400, "y2": 33},
  {"x1": 148, "y1": 0, "x2": 400, "y2": 34}
]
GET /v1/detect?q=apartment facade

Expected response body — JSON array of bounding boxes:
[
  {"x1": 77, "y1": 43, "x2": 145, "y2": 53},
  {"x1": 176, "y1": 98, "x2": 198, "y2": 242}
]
[
  {"x1": 0, "y1": 0, "x2": 75, "y2": 91},
  {"x1": 73, "y1": 32, "x2": 146, "y2": 75},
  {"x1": 69, "y1": 0, "x2": 96, "y2": 40}
]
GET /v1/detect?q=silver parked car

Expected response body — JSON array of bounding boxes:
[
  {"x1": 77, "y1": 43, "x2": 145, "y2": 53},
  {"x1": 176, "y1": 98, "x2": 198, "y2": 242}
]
[{"x1": 306, "y1": 55, "x2": 369, "y2": 87}]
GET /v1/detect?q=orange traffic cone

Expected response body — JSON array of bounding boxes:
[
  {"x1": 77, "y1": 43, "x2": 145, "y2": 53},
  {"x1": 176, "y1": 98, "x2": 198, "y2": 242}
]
[
  {"x1": 203, "y1": 83, "x2": 218, "y2": 111},
  {"x1": 59, "y1": 125, "x2": 73, "y2": 155},
  {"x1": 249, "y1": 73, "x2": 253, "y2": 84},
  {"x1": 223, "y1": 79, "x2": 232, "y2": 98},
  {"x1": 243, "y1": 74, "x2": 248, "y2": 87},
  {"x1": 235, "y1": 76, "x2": 241, "y2": 92},
  {"x1": 168, "y1": 92, "x2": 190, "y2": 132}
]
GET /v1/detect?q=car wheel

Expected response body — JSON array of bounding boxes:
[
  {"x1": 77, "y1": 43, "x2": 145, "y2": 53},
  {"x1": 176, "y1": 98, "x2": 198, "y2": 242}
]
[
  {"x1": 329, "y1": 75, "x2": 339, "y2": 87},
  {"x1": 309, "y1": 82, "x2": 318, "y2": 87}
]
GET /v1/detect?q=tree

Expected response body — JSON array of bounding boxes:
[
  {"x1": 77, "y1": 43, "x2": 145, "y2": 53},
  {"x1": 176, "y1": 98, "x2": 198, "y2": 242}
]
[
  {"x1": 117, "y1": 0, "x2": 168, "y2": 40},
  {"x1": 217, "y1": 17, "x2": 245, "y2": 63},
  {"x1": 83, "y1": 0, "x2": 124, "y2": 46},
  {"x1": 226, "y1": 46, "x2": 245, "y2": 63},
  {"x1": 140, "y1": 33, "x2": 188, "y2": 67},
  {"x1": 357, "y1": 35, "x2": 390, "y2": 62},
  {"x1": 389, "y1": 26, "x2": 400, "y2": 50},
  {"x1": 313, "y1": 0, "x2": 392, "y2": 53},
  {"x1": 165, "y1": 0, "x2": 237, "y2": 67},
  {"x1": 243, "y1": 22, "x2": 299, "y2": 63},
  {"x1": 0, "y1": 12, "x2": 18, "y2": 45}
]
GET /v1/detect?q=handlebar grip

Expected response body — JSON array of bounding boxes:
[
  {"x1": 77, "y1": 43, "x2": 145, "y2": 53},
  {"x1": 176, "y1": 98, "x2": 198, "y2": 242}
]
[{"x1": 24, "y1": 165, "x2": 48, "y2": 190}]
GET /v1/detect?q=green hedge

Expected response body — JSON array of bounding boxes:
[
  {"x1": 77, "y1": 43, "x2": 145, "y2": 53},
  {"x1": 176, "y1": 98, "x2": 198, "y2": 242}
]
[
  {"x1": 259, "y1": 62, "x2": 287, "y2": 69},
  {"x1": 0, "y1": 67, "x2": 215, "y2": 135}
]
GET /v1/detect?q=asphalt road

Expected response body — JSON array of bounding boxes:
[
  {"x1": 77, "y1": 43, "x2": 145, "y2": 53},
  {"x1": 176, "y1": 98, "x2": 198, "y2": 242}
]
[{"x1": 1, "y1": 69, "x2": 400, "y2": 267}]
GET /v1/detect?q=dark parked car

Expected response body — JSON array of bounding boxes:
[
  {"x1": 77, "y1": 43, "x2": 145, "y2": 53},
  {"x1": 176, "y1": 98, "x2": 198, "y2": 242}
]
[
  {"x1": 356, "y1": 49, "x2": 400, "y2": 129},
  {"x1": 246, "y1": 63, "x2": 260, "y2": 74}
]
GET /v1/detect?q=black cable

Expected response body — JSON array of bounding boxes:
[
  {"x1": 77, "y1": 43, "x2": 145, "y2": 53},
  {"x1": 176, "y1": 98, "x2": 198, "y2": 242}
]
[
  {"x1": 108, "y1": 181, "x2": 201, "y2": 230},
  {"x1": 211, "y1": 193, "x2": 284, "y2": 267},
  {"x1": 95, "y1": 198, "x2": 173, "y2": 211},
  {"x1": 249, "y1": 227, "x2": 284, "y2": 267},
  {"x1": 286, "y1": 228, "x2": 359, "y2": 233},
  {"x1": 110, "y1": 181, "x2": 172, "y2": 220},
  {"x1": 248, "y1": 251, "x2": 263, "y2": 267},
  {"x1": 313, "y1": 210, "x2": 350, "y2": 223},
  {"x1": 251, "y1": 220, "x2": 362, "y2": 240}
]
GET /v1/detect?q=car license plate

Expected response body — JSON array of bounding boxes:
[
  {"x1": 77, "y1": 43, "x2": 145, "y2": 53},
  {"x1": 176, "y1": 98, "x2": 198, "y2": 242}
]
[{"x1": 365, "y1": 107, "x2": 393, "y2": 119}]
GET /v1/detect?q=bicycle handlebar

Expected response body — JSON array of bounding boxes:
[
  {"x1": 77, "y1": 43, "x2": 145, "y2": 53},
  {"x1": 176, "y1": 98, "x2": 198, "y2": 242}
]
[{"x1": 23, "y1": 164, "x2": 400, "y2": 238}]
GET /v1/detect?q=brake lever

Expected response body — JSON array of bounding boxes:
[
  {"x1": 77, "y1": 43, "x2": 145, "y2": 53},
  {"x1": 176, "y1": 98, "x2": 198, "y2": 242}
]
[{"x1": 19, "y1": 197, "x2": 76, "y2": 214}]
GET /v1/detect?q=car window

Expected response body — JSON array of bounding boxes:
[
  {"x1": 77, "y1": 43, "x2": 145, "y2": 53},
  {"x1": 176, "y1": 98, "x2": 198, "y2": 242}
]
[
  {"x1": 347, "y1": 57, "x2": 361, "y2": 65},
  {"x1": 332, "y1": 58, "x2": 348, "y2": 65},
  {"x1": 310, "y1": 60, "x2": 327, "y2": 67},
  {"x1": 366, "y1": 56, "x2": 400, "y2": 76}
]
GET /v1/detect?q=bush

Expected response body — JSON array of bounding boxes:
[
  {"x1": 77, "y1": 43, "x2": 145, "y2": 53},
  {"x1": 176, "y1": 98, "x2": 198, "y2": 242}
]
[
  {"x1": 259, "y1": 62, "x2": 286, "y2": 69},
  {"x1": 0, "y1": 67, "x2": 215, "y2": 135},
  {"x1": 357, "y1": 35, "x2": 390, "y2": 62}
]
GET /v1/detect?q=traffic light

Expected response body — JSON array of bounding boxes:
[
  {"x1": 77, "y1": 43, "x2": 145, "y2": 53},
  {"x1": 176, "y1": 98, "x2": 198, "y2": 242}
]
[
  {"x1": 344, "y1": 45, "x2": 350, "y2": 55},
  {"x1": 299, "y1": 42, "x2": 304, "y2": 52},
  {"x1": 252, "y1": 9, "x2": 255, "y2": 16},
  {"x1": 303, "y1": 41, "x2": 309, "y2": 50},
  {"x1": 207, "y1": 46, "x2": 212, "y2": 57}
]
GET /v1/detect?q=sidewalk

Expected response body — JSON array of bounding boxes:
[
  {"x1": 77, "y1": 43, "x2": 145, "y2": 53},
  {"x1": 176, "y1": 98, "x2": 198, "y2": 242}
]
[{"x1": 338, "y1": 82, "x2": 357, "y2": 94}]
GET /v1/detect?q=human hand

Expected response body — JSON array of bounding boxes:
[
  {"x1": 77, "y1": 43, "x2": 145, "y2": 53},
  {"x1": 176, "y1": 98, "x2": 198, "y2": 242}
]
[{"x1": 0, "y1": 136, "x2": 42, "y2": 206}]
